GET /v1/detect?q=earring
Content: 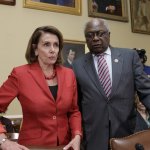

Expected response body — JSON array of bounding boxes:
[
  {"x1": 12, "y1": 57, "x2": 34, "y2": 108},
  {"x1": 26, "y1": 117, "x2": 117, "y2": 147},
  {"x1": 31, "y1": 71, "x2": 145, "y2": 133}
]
[{"x1": 35, "y1": 50, "x2": 38, "y2": 56}]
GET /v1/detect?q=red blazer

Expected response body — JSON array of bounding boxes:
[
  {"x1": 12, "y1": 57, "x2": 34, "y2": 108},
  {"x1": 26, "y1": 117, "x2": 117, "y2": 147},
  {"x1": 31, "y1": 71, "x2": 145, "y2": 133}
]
[{"x1": 0, "y1": 63, "x2": 82, "y2": 146}]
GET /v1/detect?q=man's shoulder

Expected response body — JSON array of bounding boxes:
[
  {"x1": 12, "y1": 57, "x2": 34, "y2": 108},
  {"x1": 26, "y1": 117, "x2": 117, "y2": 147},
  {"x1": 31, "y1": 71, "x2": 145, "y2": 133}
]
[
  {"x1": 74, "y1": 52, "x2": 91, "y2": 64},
  {"x1": 111, "y1": 46, "x2": 132, "y2": 51},
  {"x1": 111, "y1": 47, "x2": 135, "y2": 54}
]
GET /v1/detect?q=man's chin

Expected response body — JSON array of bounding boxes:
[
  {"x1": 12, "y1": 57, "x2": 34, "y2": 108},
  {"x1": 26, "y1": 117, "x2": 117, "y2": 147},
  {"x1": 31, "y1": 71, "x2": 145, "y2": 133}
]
[{"x1": 90, "y1": 47, "x2": 106, "y2": 54}]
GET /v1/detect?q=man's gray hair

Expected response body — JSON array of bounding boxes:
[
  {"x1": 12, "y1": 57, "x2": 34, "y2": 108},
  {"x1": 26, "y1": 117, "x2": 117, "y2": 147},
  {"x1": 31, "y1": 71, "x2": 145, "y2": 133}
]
[{"x1": 84, "y1": 18, "x2": 110, "y2": 35}]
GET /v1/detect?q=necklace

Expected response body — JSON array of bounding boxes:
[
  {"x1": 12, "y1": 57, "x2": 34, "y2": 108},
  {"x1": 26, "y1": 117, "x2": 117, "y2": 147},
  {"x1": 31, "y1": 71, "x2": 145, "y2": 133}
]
[{"x1": 44, "y1": 69, "x2": 56, "y2": 80}]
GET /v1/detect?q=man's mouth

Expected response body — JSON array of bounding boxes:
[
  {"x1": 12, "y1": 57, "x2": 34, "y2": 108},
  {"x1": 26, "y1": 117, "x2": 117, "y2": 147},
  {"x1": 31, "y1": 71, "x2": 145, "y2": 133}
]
[{"x1": 92, "y1": 44, "x2": 102, "y2": 48}]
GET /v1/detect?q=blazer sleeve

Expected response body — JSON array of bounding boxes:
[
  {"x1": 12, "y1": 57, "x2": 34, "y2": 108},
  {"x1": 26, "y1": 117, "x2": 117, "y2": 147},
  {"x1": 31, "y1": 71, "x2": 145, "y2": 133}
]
[
  {"x1": 0, "y1": 68, "x2": 19, "y2": 113},
  {"x1": 67, "y1": 71, "x2": 82, "y2": 138}
]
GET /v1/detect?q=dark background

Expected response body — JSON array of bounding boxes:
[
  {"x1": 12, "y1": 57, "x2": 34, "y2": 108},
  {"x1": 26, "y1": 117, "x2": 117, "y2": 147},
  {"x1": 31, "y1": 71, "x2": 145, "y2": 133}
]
[{"x1": 62, "y1": 41, "x2": 85, "y2": 63}]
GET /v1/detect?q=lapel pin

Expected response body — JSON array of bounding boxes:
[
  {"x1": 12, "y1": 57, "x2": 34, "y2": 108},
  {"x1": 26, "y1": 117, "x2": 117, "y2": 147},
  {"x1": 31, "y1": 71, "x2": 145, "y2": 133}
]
[{"x1": 114, "y1": 59, "x2": 119, "y2": 63}]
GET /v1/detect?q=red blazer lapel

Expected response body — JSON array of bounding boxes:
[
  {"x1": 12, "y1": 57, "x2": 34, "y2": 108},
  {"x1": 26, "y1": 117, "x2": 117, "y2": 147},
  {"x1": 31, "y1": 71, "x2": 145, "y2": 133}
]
[
  {"x1": 55, "y1": 66, "x2": 65, "y2": 102},
  {"x1": 28, "y1": 63, "x2": 53, "y2": 99}
]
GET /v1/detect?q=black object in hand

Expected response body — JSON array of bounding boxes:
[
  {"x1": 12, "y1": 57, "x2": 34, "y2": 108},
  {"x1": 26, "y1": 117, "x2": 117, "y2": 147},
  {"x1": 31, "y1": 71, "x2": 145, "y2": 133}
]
[{"x1": 135, "y1": 143, "x2": 144, "y2": 150}]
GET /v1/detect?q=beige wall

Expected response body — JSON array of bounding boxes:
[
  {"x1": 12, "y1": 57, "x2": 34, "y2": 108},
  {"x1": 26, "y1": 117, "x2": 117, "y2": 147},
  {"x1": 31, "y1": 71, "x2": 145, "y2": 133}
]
[{"x1": 0, "y1": 0, "x2": 150, "y2": 115}]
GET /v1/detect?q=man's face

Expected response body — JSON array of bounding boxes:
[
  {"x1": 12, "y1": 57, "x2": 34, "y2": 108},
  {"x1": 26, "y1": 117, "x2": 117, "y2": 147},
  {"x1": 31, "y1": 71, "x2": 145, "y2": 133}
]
[
  {"x1": 68, "y1": 50, "x2": 76, "y2": 62},
  {"x1": 85, "y1": 20, "x2": 110, "y2": 54}
]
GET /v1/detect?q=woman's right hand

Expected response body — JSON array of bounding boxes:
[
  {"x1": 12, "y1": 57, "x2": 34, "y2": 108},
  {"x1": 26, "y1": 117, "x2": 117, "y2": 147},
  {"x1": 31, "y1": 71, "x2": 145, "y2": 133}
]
[{"x1": 1, "y1": 139, "x2": 29, "y2": 150}]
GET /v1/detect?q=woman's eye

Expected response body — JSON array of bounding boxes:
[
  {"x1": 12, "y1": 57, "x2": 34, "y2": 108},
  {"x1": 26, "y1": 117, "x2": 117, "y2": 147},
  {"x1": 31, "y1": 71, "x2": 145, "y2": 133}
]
[
  {"x1": 42, "y1": 42, "x2": 59, "y2": 48},
  {"x1": 54, "y1": 42, "x2": 59, "y2": 48},
  {"x1": 43, "y1": 42, "x2": 50, "y2": 47}
]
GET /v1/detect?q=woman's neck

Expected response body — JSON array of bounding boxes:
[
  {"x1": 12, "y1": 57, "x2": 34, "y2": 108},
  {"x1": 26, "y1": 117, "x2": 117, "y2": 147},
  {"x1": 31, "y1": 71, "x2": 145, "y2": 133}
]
[
  {"x1": 38, "y1": 60, "x2": 54, "y2": 72},
  {"x1": 38, "y1": 61, "x2": 57, "y2": 86}
]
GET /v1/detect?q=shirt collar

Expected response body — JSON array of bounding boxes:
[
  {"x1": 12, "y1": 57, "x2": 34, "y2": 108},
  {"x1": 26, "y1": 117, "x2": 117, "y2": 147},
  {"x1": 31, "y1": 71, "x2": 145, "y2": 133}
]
[{"x1": 105, "y1": 47, "x2": 111, "y2": 56}]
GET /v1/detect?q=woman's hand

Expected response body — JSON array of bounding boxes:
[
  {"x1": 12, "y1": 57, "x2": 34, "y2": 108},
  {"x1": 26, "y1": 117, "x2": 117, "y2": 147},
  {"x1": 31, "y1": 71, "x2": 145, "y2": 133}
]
[
  {"x1": 1, "y1": 139, "x2": 29, "y2": 150},
  {"x1": 63, "y1": 135, "x2": 81, "y2": 150}
]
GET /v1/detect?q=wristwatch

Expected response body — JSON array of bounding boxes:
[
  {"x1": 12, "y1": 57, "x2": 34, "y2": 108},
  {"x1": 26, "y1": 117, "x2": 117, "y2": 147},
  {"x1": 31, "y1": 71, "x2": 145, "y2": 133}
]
[{"x1": 0, "y1": 138, "x2": 7, "y2": 145}]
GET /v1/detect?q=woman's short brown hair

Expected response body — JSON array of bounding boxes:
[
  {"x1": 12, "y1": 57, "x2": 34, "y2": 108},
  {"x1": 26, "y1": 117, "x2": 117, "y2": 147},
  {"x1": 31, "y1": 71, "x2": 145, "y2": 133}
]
[{"x1": 25, "y1": 26, "x2": 63, "y2": 64}]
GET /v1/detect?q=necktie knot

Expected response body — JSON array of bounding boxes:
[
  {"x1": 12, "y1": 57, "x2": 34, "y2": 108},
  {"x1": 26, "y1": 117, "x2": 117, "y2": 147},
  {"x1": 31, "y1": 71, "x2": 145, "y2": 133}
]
[
  {"x1": 97, "y1": 53, "x2": 105, "y2": 59},
  {"x1": 97, "y1": 53, "x2": 105, "y2": 56}
]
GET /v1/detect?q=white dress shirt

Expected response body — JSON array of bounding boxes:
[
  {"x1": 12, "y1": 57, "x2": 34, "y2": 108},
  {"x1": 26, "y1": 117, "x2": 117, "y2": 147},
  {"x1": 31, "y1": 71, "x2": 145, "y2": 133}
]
[{"x1": 93, "y1": 47, "x2": 112, "y2": 85}]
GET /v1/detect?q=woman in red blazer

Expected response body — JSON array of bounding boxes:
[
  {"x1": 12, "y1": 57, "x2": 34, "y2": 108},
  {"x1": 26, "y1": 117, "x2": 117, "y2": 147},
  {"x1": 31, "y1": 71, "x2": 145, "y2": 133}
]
[{"x1": 0, "y1": 26, "x2": 82, "y2": 150}]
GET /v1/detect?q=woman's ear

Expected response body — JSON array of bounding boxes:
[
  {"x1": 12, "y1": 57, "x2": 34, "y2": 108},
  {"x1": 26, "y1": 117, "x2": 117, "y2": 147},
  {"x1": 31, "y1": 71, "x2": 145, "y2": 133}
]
[
  {"x1": 32, "y1": 44, "x2": 38, "y2": 56},
  {"x1": 35, "y1": 50, "x2": 38, "y2": 56}
]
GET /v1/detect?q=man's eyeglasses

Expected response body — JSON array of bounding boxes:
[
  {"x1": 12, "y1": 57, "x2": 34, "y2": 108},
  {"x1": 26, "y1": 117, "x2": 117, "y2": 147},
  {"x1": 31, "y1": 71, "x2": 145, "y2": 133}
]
[{"x1": 85, "y1": 31, "x2": 109, "y2": 39}]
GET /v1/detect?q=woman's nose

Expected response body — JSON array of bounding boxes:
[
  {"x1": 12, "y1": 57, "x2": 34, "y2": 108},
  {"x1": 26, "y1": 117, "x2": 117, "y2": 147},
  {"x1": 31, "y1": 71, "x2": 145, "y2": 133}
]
[{"x1": 49, "y1": 46, "x2": 55, "y2": 52}]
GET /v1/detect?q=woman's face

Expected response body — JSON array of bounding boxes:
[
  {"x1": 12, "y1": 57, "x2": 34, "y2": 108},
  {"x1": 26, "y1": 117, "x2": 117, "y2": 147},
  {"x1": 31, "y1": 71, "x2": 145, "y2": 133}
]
[{"x1": 35, "y1": 32, "x2": 59, "y2": 66}]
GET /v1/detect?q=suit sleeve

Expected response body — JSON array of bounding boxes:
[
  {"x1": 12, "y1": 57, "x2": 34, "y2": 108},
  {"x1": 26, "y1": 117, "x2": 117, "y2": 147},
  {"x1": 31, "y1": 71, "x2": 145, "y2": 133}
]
[
  {"x1": 0, "y1": 68, "x2": 19, "y2": 113},
  {"x1": 134, "y1": 51, "x2": 150, "y2": 110}
]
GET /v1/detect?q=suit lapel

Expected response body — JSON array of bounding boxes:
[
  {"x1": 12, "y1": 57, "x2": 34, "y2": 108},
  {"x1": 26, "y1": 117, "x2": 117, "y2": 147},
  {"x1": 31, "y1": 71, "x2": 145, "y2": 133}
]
[
  {"x1": 83, "y1": 53, "x2": 106, "y2": 98},
  {"x1": 110, "y1": 47, "x2": 123, "y2": 98},
  {"x1": 28, "y1": 63, "x2": 53, "y2": 100}
]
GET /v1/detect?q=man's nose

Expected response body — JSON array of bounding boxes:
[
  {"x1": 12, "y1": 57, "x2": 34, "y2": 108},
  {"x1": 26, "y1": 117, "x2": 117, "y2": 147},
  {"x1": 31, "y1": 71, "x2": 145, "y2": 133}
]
[{"x1": 93, "y1": 33, "x2": 99, "y2": 40}]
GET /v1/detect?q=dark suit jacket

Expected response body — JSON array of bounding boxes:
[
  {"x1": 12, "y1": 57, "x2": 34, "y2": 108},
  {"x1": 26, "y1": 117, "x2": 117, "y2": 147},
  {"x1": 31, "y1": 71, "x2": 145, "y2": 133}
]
[
  {"x1": 73, "y1": 47, "x2": 150, "y2": 150},
  {"x1": 95, "y1": 0, "x2": 117, "y2": 13},
  {"x1": 134, "y1": 111, "x2": 150, "y2": 132},
  {"x1": 0, "y1": 63, "x2": 82, "y2": 146}
]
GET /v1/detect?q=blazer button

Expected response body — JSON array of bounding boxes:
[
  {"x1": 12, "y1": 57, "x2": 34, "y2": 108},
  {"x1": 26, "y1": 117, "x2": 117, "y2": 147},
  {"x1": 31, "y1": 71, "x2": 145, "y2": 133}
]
[{"x1": 53, "y1": 116, "x2": 56, "y2": 120}]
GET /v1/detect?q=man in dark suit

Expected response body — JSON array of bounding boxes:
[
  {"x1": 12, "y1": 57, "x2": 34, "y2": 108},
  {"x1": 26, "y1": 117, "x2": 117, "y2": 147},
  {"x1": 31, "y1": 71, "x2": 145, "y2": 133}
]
[
  {"x1": 93, "y1": 0, "x2": 122, "y2": 16},
  {"x1": 63, "y1": 49, "x2": 76, "y2": 69},
  {"x1": 73, "y1": 18, "x2": 150, "y2": 150},
  {"x1": 94, "y1": 0, "x2": 117, "y2": 13}
]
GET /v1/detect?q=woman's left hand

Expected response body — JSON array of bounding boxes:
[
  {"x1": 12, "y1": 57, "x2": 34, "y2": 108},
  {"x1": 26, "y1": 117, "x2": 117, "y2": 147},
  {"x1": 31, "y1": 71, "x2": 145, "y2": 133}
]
[{"x1": 63, "y1": 135, "x2": 81, "y2": 150}]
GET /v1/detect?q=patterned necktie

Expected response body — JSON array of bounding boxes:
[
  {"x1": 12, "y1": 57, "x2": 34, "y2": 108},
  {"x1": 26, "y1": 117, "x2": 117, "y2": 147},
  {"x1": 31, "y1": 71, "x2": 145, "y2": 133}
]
[{"x1": 97, "y1": 54, "x2": 111, "y2": 98}]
